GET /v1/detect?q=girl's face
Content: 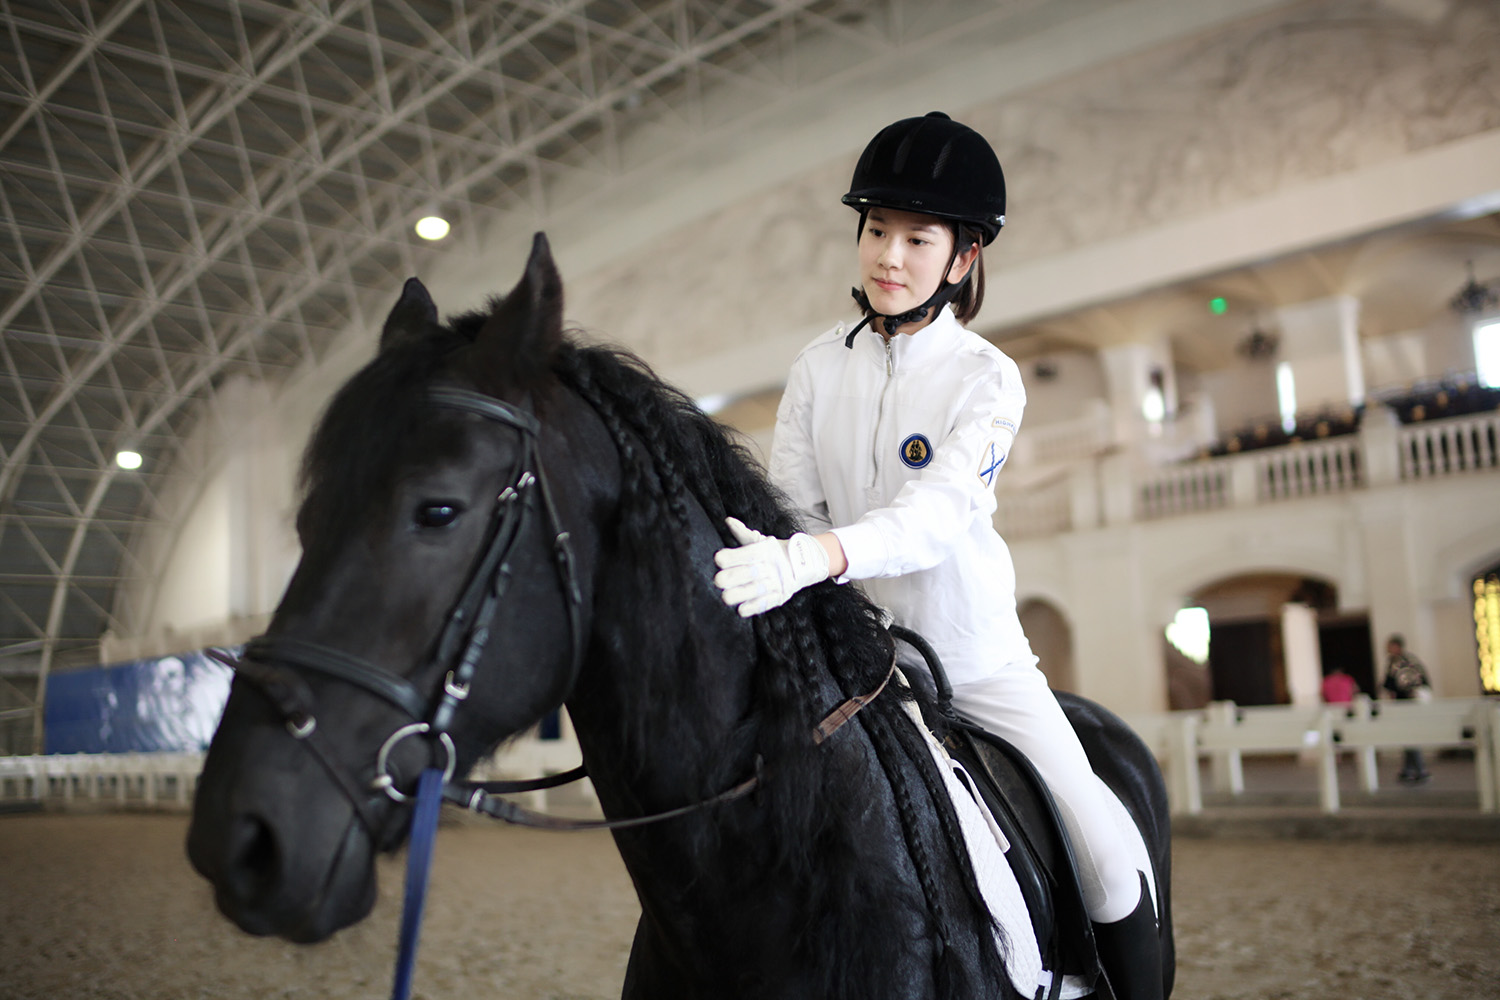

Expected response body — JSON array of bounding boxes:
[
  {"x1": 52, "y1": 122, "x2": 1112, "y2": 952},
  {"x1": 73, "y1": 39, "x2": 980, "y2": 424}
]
[{"x1": 858, "y1": 207, "x2": 976, "y2": 333}]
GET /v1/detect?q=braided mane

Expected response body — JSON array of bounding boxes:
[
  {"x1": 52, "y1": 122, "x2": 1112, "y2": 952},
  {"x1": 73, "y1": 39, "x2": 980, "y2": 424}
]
[{"x1": 544, "y1": 337, "x2": 1007, "y2": 998}]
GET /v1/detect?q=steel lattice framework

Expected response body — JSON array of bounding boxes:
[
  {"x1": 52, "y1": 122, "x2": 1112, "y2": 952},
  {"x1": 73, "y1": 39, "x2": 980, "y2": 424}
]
[{"x1": 1, "y1": 0, "x2": 968, "y2": 709}]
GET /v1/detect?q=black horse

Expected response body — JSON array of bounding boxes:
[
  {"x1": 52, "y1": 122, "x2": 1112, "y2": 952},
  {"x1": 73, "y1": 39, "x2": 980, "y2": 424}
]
[{"x1": 188, "y1": 234, "x2": 1173, "y2": 999}]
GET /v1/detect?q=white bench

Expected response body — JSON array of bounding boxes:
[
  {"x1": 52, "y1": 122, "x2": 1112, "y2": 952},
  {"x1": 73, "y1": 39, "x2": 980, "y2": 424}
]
[
  {"x1": 1332, "y1": 697, "x2": 1497, "y2": 811},
  {"x1": 1195, "y1": 701, "x2": 1341, "y2": 813},
  {"x1": 1124, "y1": 698, "x2": 1500, "y2": 816}
]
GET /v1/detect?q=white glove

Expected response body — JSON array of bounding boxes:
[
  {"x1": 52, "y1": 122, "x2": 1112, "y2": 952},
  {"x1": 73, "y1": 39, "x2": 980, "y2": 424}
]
[{"x1": 713, "y1": 517, "x2": 831, "y2": 617}]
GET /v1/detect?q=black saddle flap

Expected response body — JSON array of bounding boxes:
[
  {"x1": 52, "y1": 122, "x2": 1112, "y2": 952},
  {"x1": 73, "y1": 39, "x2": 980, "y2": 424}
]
[{"x1": 942, "y1": 721, "x2": 1098, "y2": 980}]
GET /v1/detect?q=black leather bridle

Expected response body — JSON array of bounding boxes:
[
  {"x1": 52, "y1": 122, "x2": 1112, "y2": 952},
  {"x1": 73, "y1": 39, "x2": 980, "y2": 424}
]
[
  {"x1": 211, "y1": 382, "x2": 899, "y2": 837},
  {"x1": 211, "y1": 386, "x2": 585, "y2": 838}
]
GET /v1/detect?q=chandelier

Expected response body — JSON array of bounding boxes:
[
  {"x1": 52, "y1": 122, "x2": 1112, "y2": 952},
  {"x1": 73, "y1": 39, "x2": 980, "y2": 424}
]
[{"x1": 1450, "y1": 260, "x2": 1498, "y2": 315}]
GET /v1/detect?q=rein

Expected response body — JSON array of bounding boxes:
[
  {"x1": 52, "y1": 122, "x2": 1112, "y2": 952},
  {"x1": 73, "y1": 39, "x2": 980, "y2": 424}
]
[{"x1": 444, "y1": 656, "x2": 898, "y2": 831}]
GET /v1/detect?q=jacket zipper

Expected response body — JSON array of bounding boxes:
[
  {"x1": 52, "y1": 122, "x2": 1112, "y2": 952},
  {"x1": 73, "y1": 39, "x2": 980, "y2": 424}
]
[{"x1": 871, "y1": 336, "x2": 895, "y2": 491}]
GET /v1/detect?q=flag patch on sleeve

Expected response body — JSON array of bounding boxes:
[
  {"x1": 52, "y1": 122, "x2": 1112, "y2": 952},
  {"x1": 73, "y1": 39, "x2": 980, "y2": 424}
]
[{"x1": 978, "y1": 440, "x2": 1005, "y2": 486}]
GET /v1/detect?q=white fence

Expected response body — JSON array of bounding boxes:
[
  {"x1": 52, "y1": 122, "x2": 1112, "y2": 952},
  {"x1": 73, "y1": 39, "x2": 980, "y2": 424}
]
[
  {"x1": 0, "y1": 752, "x2": 205, "y2": 808},
  {"x1": 0, "y1": 727, "x2": 589, "y2": 813},
  {"x1": 1124, "y1": 696, "x2": 1500, "y2": 816},
  {"x1": 8, "y1": 700, "x2": 1497, "y2": 820}
]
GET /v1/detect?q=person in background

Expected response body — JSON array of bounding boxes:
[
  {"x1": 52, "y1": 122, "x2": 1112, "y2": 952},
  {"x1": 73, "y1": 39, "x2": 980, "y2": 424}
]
[
  {"x1": 1382, "y1": 634, "x2": 1432, "y2": 783},
  {"x1": 1320, "y1": 665, "x2": 1358, "y2": 704}
]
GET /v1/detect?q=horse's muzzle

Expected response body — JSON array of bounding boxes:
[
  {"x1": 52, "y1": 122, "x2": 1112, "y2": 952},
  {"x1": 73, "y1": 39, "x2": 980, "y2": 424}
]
[{"x1": 188, "y1": 751, "x2": 382, "y2": 944}]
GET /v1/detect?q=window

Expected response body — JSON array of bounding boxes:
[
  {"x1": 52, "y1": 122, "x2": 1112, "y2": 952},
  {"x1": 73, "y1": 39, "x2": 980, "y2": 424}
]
[
  {"x1": 1166, "y1": 607, "x2": 1210, "y2": 665},
  {"x1": 1276, "y1": 362, "x2": 1297, "y2": 434},
  {"x1": 1476, "y1": 573, "x2": 1500, "y2": 695},
  {"x1": 1474, "y1": 318, "x2": 1500, "y2": 389}
]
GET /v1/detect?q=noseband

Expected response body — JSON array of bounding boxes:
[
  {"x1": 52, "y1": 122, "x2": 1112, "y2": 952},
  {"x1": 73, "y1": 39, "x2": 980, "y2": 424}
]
[{"x1": 213, "y1": 386, "x2": 585, "y2": 837}]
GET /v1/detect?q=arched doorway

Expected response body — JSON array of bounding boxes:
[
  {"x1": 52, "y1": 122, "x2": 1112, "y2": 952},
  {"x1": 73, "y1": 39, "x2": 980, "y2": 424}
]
[
  {"x1": 1018, "y1": 598, "x2": 1075, "y2": 694},
  {"x1": 1185, "y1": 573, "x2": 1371, "y2": 706}
]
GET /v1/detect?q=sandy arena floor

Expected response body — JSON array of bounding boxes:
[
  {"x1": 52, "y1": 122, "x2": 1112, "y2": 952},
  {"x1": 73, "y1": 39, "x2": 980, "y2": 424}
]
[{"x1": 1, "y1": 811, "x2": 1497, "y2": 1000}]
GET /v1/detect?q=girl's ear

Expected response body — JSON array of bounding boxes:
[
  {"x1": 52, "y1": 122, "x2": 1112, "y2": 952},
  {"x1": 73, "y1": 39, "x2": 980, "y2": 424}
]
[
  {"x1": 472, "y1": 232, "x2": 564, "y2": 389},
  {"x1": 947, "y1": 241, "x2": 980, "y2": 285},
  {"x1": 379, "y1": 277, "x2": 439, "y2": 351}
]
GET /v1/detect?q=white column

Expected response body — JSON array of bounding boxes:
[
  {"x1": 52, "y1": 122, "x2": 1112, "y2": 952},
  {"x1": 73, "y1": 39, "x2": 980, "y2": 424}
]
[
  {"x1": 1098, "y1": 339, "x2": 1176, "y2": 445},
  {"x1": 1274, "y1": 295, "x2": 1364, "y2": 413},
  {"x1": 1280, "y1": 602, "x2": 1323, "y2": 707}
]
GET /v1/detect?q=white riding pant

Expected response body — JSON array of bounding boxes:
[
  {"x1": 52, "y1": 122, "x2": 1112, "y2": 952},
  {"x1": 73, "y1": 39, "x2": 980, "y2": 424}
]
[{"x1": 947, "y1": 664, "x2": 1145, "y2": 925}]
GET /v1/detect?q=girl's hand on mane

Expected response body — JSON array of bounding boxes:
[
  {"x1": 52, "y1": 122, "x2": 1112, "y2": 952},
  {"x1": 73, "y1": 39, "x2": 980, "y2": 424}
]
[{"x1": 713, "y1": 517, "x2": 832, "y2": 616}]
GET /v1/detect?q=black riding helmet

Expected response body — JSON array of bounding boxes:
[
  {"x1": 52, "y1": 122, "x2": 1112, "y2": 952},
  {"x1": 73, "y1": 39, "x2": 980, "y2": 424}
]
[
  {"x1": 842, "y1": 112, "x2": 1006, "y2": 345},
  {"x1": 842, "y1": 111, "x2": 1006, "y2": 244}
]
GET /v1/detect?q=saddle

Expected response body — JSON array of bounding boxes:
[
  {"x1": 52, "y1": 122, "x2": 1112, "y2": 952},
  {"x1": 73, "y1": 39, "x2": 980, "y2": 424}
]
[{"x1": 890, "y1": 625, "x2": 1100, "y2": 991}]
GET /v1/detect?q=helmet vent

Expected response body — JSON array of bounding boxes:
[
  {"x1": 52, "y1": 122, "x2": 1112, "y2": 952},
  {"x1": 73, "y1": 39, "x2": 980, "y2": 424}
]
[
  {"x1": 891, "y1": 130, "x2": 915, "y2": 175},
  {"x1": 930, "y1": 138, "x2": 954, "y2": 180}
]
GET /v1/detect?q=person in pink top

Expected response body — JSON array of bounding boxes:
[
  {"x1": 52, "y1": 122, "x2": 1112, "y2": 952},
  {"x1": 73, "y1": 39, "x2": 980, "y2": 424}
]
[{"x1": 1320, "y1": 666, "x2": 1358, "y2": 703}]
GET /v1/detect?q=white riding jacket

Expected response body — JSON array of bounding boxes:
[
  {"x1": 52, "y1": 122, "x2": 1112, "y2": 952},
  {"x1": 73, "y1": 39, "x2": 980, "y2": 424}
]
[{"x1": 769, "y1": 306, "x2": 1036, "y2": 686}]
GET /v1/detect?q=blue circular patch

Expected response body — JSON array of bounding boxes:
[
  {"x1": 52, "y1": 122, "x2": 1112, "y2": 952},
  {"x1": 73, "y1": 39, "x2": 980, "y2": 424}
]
[{"x1": 899, "y1": 433, "x2": 933, "y2": 469}]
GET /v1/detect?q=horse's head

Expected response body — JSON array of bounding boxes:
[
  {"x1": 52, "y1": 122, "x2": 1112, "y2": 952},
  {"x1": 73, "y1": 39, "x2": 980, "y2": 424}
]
[{"x1": 188, "y1": 234, "x2": 612, "y2": 942}]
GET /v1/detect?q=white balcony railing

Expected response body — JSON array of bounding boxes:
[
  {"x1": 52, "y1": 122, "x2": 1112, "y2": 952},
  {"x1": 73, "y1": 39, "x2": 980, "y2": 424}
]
[
  {"x1": 994, "y1": 472, "x2": 1075, "y2": 538},
  {"x1": 1136, "y1": 461, "x2": 1229, "y2": 520},
  {"x1": 1006, "y1": 399, "x2": 1112, "y2": 469},
  {"x1": 1254, "y1": 435, "x2": 1362, "y2": 500},
  {"x1": 998, "y1": 408, "x2": 1500, "y2": 539},
  {"x1": 1399, "y1": 410, "x2": 1500, "y2": 480}
]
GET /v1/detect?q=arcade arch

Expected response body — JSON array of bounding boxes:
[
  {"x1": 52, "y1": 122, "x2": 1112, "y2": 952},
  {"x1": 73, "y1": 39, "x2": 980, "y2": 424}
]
[
  {"x1": 1018, "y1": 598, "x2": 1076, "y2": 695},
  {"x1": 1182, "y1": 572, "x2": 1371, "y2": 708}
]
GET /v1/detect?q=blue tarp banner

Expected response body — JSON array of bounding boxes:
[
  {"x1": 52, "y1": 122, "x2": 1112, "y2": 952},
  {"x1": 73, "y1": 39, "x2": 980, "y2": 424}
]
[{"x1": 44, "y1": 650, "x2": 234, "y2": 754}]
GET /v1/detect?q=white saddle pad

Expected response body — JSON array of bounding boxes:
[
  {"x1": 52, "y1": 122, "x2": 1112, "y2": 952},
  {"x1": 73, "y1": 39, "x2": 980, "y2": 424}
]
[{"x1": 902, "y1": 698, "x2": 1156, "y2": 999}]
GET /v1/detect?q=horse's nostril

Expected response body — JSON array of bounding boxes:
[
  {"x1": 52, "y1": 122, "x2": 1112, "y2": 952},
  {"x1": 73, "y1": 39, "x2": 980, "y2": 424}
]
[{"x1": 225, "y1": 814, "x2": 280, "y2": 902}]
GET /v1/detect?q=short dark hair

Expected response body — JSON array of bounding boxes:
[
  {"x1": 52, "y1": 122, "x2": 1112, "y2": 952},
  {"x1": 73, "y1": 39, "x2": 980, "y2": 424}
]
[{"x1": 950, "y1": 223, "x2": 985, "y2": 325}]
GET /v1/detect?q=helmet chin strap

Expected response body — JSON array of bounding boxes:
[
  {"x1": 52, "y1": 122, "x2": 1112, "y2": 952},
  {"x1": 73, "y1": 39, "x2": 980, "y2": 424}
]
[{"x1": 844, "y1": 258, "x2": 970, "y2": 348}]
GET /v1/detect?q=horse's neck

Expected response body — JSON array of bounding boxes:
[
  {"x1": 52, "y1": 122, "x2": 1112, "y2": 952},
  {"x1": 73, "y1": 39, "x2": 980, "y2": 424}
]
[{"x1": 564, "y1": 512, "x2": 760, "y2": 798}]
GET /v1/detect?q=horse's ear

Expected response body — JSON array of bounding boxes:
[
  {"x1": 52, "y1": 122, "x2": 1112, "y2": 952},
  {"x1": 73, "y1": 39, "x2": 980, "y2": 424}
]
[
  {"x1": 474, "y1": 232, "x2": 563, "y2": 386},
  {"x1": 380, "y1": 277, "x2": 439, "y2": 351}
]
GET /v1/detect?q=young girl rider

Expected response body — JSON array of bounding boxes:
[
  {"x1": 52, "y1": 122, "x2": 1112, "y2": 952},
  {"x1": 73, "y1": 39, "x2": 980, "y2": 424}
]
[{"x1": 712, "y1": 112, "x2": 1164, "y2": 1000}]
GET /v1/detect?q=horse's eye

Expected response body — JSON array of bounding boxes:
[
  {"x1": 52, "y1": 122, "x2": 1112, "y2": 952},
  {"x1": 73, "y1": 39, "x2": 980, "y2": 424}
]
[{"x1": 414, "y1": 502, "x2": 463, "y2": 529}]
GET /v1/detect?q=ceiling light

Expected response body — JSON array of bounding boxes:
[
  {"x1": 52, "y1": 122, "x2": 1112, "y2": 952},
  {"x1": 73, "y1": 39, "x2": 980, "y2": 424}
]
[
  {"x1": 115, "y1": 450, "x2": 143, "y2": 470},
  {"x1": 415, "y1": 215, "x2": 450, "y2": 241}
]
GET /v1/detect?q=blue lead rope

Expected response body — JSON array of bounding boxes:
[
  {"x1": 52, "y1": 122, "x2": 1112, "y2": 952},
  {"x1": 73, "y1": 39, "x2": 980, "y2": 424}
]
[{"x1": 391, "y1": 767, "x2": 446, "y2": 1000}]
